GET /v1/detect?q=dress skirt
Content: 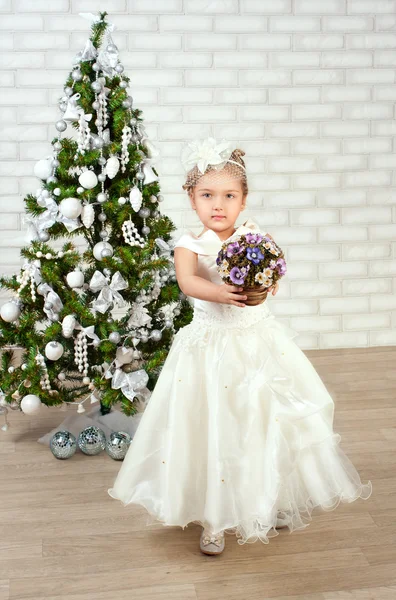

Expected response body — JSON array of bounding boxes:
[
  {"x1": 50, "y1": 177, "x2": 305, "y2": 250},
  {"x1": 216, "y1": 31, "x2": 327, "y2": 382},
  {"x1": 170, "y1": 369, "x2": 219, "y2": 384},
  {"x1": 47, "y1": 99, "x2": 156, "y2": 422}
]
[{"x1": 108, "y1": 300, "x2": 373, "y2": 545}]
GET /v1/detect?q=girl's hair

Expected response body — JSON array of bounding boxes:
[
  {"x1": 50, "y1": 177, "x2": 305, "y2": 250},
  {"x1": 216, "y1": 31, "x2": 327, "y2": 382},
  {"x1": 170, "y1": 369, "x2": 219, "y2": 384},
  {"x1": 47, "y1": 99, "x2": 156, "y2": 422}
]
[{"x1": 182, "y1": 148, "x2": 248, "y2": 197}]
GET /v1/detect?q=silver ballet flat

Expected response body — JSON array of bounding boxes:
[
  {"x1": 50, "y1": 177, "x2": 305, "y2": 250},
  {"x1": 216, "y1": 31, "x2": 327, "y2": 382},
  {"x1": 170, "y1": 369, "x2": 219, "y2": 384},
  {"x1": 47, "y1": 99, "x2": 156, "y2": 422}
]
[
  {"x1": 276, "y1": 512, "x2": 292, "y2": 529},
  {"x1": 200, "y1": 528, "x2": 225, "y2": 555}
]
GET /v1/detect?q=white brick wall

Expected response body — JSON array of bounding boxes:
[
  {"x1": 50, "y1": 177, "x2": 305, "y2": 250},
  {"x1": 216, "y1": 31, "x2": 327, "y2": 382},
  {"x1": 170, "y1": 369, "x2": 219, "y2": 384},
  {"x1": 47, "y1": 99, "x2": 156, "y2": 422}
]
[{"x1": 1, "y1": 0, "x2": 395, "y2": 349}]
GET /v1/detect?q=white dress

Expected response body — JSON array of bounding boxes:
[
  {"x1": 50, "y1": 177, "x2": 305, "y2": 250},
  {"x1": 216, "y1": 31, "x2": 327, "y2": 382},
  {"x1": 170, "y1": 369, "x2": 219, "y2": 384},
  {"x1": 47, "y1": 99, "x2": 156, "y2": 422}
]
[{"x1": 108, "y1": 218, "x2": 372, "y2": 545}]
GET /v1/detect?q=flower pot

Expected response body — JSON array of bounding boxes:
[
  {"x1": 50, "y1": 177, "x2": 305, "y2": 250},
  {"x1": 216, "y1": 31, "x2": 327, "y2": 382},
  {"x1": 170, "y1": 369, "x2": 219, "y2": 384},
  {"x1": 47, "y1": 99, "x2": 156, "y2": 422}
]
[{"x1": 240, "y1": 285, "x2": 268, "y2": 306}]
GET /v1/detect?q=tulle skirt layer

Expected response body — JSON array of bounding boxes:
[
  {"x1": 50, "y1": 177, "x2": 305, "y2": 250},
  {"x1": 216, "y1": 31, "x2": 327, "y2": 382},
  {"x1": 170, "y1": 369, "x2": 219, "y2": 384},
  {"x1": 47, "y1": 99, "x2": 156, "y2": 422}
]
[{"x1": 108, "y1": 304, "x2": 372, "y2": 545}]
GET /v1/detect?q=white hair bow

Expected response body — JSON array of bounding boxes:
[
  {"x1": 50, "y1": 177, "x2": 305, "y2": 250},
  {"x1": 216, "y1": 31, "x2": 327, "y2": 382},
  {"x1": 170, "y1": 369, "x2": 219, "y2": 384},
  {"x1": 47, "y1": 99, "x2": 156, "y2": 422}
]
[{"x1": 181, "y1": 137, "x2": 237, "y2": 174}]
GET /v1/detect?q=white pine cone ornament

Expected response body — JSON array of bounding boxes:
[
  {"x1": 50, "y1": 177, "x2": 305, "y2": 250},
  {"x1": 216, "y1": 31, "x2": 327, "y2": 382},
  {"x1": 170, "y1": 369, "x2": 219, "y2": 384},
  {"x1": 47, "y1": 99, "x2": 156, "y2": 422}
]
[
  {"x1": 62, "y1": 314, "x2": 77, "y2": 338},
  {"x1": 105, "y1": 155, "x2": 120, "y2": 179},
  {"x1": 129, "y1": 186, "x2": 143, "y2": 212},
  {"x1": 81, "y1": 204, "x2": 95, "y2": 228}
]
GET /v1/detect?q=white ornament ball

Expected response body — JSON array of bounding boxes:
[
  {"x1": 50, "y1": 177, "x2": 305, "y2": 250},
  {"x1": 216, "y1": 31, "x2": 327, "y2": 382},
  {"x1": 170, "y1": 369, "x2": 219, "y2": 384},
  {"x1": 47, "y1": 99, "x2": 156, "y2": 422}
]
[
  {"x1": 59, "y1": 197, "x2": 82, "y2": 219},
  {"x1": 118, "y1": 197, "x2": 126, "y2": 205},
  {"x1": 1, "y1": 301, "x2": 21, "y2": 323},
  {"x1": 21, "y1": 394, "x2": 42, "y2": 415},
  {"x1": 34, "y1": 159, "x2": 53, "y2": 180},
  {"x1": 45, "y1": 341, "x2": 64, "y2": 361},
  {"x1": 66, "y1": 270, "x2": 84, "y2": 288},
  {"x1": 79, "y1": 170, "x2": 98, "y2": 190},
  {"x1": 93, "y1": 241, "x2": 114, "y2": 261}
]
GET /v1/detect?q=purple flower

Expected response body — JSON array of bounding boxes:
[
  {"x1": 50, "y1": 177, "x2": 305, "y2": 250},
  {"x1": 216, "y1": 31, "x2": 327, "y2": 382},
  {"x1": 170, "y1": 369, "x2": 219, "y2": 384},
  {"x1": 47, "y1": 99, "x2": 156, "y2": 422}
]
[
  {"x1": 245, "y1": 232, "x2": 263, "y2": 244},
  {"x1": 229, "y1": 265, "x2": 249, "y2": 285},
  {"x1": 275, "y1": 257, "x2": 287, "y2": 275},
  {"x1": 246, "y1": 246, "x2": 264, "y2": 265},
  {"x1": 225, "y1": 241, "x2": 244, "y2": 257}
]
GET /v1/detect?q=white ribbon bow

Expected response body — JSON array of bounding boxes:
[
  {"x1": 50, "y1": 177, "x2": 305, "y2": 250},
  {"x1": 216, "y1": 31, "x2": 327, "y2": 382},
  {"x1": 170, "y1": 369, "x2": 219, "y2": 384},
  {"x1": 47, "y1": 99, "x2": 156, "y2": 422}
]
[
  {"x1": 75, "y1": 323, "x2": 100, "y2": 344},
  {"x1": 89, "y1": 270, "x2": 128, "y2": 314},
  {"x1": 105, "y1": 367, "x2": 151, "y2": 403}
]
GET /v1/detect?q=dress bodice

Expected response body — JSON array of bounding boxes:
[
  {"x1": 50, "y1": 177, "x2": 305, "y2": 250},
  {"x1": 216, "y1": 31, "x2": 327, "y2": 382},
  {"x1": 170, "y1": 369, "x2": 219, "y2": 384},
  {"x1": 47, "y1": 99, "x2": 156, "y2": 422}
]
[{"x1": 173, "y1": 217, "x2": 274, "y2": 329}]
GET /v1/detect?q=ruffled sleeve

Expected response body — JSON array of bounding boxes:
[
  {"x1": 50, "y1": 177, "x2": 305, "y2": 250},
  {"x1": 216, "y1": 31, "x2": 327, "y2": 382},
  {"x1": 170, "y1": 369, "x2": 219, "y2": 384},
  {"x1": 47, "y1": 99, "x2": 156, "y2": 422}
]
[{"x1": 173, "y1": 232, "x2": 222, "y2": 256}]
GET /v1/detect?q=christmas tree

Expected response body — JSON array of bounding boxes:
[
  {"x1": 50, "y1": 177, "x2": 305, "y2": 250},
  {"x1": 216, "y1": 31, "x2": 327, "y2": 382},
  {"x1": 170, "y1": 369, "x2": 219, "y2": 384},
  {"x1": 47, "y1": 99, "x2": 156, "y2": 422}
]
[{"x1": 0, "y1": 12, "x2": 192, "y2": 425}]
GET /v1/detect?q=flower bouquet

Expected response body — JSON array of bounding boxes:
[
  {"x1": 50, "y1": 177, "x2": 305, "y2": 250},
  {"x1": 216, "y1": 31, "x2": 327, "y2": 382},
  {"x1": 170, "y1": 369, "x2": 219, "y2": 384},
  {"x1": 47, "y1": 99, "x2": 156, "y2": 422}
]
[{"x1": 215, "y1": 231, "x2": 287, "y2": 306}]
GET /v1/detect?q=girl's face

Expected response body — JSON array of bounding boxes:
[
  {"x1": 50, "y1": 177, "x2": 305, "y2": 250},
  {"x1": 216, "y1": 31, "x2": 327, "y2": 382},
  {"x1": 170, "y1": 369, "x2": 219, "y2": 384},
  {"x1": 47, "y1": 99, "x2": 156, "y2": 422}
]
[{"x1": 188, "y1": 170, "x2": 246, "y2": 235}]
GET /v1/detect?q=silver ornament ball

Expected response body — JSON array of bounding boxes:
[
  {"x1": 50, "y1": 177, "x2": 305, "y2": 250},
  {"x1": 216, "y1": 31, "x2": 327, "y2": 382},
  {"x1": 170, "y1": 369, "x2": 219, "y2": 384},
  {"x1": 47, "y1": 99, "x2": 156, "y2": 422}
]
[
  {"x1": 91, "y1": 80, "x2": 102, "y2": 93},
  {"x1": 39, "y1": 231, "x2": 50, "y2": 242},
  {"x1": 93, "y1": 137, "x2": 104, "y2": 149},
  {"x1": 139, "y1": 207, "x2": 150, "y2": 218},
  {"x1": 150, "y1": 329, "x2": 162, "y2": 342},
  {"x1": 71, "y1": 70, "x2": 82, "y2": 81},
  {"x1": 98, "y1": 213, "x2": 107, "y2": 222},
  {"x1": 109, "y1": 332, "x2": 121, "y2": 344},
  {"x1": 55, "y1": 120, "x2": 67, "y2": 132},
  {"x1": 119, "y1": 80, "x2": 128, "y2": 89}
]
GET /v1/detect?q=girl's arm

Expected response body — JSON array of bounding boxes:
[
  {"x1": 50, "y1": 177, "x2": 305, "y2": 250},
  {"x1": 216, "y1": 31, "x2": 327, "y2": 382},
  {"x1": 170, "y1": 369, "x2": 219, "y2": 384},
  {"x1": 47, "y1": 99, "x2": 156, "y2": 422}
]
[
  {"x1": 174, "y1": 247, "x2": 220, "y2": 302},
  {"x1": 174, "y1": 247, "x2": 247, "y2": 307}
]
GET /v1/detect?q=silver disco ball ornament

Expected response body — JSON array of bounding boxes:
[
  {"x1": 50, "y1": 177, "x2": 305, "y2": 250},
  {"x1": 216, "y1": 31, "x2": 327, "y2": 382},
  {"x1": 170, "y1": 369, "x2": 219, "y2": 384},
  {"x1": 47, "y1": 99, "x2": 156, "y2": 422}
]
[
  {"x1": 77, "y1": 426, "x2": 106, "y2": 455},
  {"x1": 50, "y1": 430, "x2": 77, "y2": 459},
  {"x1": 106, "y1": 431, "x2": 132, "y2": 460}
]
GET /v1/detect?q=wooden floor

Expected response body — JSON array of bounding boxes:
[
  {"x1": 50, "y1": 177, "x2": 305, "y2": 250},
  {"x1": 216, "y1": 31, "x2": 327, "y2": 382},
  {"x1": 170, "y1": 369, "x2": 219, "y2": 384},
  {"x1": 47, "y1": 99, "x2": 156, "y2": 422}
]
[{"x1": 0, "y1": 345, "x2": 395, "y2": 600}]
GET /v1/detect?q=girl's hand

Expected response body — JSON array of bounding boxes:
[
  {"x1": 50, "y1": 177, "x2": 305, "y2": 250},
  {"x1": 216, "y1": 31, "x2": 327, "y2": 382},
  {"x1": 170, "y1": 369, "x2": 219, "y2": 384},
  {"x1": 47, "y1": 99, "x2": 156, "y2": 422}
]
[
  {"x1": 216, "y1": 283, "x2": 247, "y2": 308},
  {"x1": 267, "y1": 281, "x2": 279, "y2": 296}
]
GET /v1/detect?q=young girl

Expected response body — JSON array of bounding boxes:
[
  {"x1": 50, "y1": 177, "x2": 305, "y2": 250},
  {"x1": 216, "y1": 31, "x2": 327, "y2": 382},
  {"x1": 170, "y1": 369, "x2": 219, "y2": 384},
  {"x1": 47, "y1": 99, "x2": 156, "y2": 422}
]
[{"x1": 108, "y1": 138, "x2": 372, "y2": 556}]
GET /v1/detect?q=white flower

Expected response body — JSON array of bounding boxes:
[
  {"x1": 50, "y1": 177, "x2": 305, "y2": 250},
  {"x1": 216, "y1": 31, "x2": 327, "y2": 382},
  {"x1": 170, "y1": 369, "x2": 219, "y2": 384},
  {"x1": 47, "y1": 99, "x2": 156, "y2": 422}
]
[{"x1": 181, "y1": 137, "x2": 233, "y2": 174}]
